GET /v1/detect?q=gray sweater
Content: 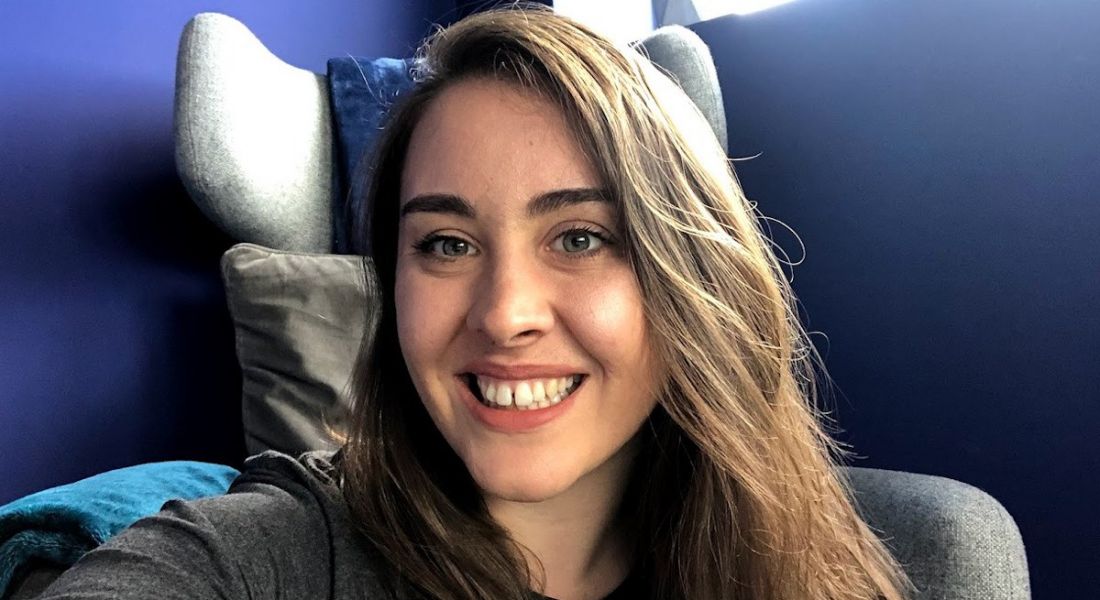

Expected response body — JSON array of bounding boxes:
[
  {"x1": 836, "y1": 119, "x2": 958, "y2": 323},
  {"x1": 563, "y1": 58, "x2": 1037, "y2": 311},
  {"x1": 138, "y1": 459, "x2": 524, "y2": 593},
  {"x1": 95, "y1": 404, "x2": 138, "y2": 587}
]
[
  {"x1": 37, "y1": 451, "x2": 393, "y2": 599},
  {"x1": 35, "y1": 451, "x2": 636, "y2": 600}
]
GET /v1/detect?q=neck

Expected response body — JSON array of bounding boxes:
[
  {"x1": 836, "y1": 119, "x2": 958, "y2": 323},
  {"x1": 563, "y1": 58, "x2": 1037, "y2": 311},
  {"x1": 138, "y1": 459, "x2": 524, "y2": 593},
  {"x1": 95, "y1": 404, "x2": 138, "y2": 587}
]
[{"x1": 486, "y1": 439, "x2": 638, "y2": 600}]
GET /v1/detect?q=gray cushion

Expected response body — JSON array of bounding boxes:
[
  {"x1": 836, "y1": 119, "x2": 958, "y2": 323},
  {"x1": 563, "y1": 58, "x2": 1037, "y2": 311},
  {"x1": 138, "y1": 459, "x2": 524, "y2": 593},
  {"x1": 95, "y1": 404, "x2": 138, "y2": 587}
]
[
  {"x1": 221, "y1": 243, "x2": 376, "y2": 455},
  {"x1": 633, "y1": 25, "x2": 728, "y2": 151},
  {"x1": 847, "y1": 467, "x2": 1031, "y2": 599}
]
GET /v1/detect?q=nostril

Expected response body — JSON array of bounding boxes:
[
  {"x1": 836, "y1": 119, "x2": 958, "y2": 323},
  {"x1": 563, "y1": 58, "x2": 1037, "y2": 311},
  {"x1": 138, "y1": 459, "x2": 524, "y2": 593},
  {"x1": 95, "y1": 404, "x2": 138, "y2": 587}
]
[{"x1": 520, "y1": 331, "x2": 549, "y2": 346}]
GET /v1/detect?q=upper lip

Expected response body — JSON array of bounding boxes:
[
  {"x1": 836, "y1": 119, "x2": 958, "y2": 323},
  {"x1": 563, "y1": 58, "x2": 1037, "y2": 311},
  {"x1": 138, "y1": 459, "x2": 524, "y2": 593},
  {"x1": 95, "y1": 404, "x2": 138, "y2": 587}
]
[{"x1": 459, "y1": 360, "x2": 587, "y2": 380}]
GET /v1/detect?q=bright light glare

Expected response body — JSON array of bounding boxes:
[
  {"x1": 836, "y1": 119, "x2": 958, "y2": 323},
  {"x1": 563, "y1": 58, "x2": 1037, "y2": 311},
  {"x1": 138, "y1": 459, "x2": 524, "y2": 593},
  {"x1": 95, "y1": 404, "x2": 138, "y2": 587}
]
[
  {"x1": 694, "y1": 0, "x2": 799, "y2": 17},
  {"x1": 554, "y1": 0, "x2": 654, "y2": 42}
]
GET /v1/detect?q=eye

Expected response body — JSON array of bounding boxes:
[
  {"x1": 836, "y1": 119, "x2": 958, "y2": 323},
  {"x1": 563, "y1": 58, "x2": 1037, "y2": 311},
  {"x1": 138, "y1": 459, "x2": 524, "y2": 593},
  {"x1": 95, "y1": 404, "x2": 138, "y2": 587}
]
[
  {"x1": 552, "y1": 226, "x2": 612, "y2": 257},
  {"x1": 438, "y1": 238, "x2": 471, "y2": 257},
  {"x1": 412, "y1": 234, "x2": 478, "y2": 261}
]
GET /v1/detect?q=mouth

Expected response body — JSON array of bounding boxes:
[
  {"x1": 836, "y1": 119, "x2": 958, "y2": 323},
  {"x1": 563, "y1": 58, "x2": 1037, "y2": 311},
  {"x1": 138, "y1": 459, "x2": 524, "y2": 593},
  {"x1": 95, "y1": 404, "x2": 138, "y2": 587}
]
[{"x1": 460, "y1": 373, "x2": 586, "y2": 411}]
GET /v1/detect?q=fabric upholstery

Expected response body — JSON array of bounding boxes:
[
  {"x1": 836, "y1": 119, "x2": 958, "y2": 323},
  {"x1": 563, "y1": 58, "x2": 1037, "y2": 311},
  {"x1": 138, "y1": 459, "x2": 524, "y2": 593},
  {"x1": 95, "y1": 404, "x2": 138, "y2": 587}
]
[
  {"x1": 846, "y1": 467, "x2": 1031, "y2": 599},
  {"x1": 175, "y1": 13, "x2": 334, "y2": 253},
  {"x1": 221, "y1": 243, "x2": 377, "y2": 456},
  {"x1": 632, "y1": 25, "x2": 727, "y2": 152}
]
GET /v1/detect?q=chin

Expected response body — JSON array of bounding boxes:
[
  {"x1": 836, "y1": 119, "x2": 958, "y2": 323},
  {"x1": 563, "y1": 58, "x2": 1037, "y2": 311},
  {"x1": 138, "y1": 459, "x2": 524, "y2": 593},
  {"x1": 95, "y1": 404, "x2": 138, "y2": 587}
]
[{"x1": 465, "y1": 453, "x2": 580, "y2": 503}]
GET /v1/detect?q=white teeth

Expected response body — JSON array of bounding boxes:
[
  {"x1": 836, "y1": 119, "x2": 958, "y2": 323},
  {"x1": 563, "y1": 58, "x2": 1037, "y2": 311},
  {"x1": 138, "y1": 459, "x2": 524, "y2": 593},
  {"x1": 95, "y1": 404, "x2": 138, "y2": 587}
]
[
  {"x1": 514, "y1": 380, "x2": 532, "y2": 405},
  {"x1": 471, "y1": 374, "x2": 582, "y2": 410},
  {"x1": 514, "y1": 382, "x2": 533, "y2": 407},
  {"x1": 497, "y1": 384, "x2": 513, "y2": 407}
]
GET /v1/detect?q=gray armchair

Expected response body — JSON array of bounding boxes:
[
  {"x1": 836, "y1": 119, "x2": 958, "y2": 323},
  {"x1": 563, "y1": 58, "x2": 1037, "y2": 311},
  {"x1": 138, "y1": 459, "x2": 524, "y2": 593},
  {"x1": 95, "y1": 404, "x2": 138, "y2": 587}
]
[
  {"x1": 1, "y1": 10, "x2": 1030, "y2": 600},
  {"x1": 172, "y1": 11, "x2": 1027, "y2": 600}
]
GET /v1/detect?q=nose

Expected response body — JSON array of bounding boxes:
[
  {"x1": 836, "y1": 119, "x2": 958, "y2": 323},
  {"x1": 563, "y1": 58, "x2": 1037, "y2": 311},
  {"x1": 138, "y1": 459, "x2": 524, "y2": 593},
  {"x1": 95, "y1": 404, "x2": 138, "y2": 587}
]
[{"x1": 465, "y1": 252, "x2": 555, "y2": 348}]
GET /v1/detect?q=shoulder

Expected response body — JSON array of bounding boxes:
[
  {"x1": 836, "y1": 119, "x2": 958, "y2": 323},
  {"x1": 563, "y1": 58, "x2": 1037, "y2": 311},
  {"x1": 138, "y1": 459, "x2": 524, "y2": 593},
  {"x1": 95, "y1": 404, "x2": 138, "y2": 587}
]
[
  {"x1": 181, "y1": 449, "x2": 391, "y2": 596},
  {"x1": 177, "y1": 450, "x2": 343, "y2": 555},
  {"x1": 195, "y1": 449, "x2": 344, "y2": 535}
]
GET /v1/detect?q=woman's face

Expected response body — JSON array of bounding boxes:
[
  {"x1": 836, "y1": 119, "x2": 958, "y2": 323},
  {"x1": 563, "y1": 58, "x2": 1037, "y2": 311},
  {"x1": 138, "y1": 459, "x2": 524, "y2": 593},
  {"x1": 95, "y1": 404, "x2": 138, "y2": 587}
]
[{"x1": 395, "y1": 78, "x2": 661, "y2": 503}]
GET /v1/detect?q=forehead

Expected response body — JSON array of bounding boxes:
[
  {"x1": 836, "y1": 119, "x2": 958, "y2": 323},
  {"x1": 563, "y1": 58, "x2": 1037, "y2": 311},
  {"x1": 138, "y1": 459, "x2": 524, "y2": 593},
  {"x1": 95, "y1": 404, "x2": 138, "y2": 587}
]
[{"x1": 400, "y1": 78, "x2": 601, "y2": 212}]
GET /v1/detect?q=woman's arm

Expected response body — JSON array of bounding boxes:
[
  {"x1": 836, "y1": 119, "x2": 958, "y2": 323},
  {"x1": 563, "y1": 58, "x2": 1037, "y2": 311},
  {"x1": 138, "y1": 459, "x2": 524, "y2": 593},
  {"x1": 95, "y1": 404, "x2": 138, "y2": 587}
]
[{"x1": 36, "y1": 484, "x2": 333, "y2": 599}]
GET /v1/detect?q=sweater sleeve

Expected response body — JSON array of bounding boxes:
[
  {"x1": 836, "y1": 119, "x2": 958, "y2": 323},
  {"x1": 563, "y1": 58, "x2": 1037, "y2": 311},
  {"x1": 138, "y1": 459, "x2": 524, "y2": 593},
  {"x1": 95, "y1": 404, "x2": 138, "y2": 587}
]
[{"x1": 35, "y1": 474, "x2": 334, "y2": 600}]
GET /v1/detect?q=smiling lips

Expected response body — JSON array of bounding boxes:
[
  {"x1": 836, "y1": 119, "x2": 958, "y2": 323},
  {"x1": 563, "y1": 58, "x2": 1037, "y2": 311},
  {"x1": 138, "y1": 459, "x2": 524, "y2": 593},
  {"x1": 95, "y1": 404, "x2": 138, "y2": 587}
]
[
  {"x1": 456, "y1": 371, "x2": 584, "y2": 432},
  {"x1": 465, "y1": 374, "x2": 583, "y2": 410}
]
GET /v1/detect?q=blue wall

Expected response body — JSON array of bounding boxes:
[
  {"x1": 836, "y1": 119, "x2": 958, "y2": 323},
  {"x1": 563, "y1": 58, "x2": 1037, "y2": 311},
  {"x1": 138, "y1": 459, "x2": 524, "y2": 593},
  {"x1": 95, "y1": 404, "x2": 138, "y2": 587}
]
[
  {"x1": 0, "y1": 0, "x2": 453, "y2": 503},
  {"x1": 692, "y1": 0, "x2": 1098, "y2": 597}
]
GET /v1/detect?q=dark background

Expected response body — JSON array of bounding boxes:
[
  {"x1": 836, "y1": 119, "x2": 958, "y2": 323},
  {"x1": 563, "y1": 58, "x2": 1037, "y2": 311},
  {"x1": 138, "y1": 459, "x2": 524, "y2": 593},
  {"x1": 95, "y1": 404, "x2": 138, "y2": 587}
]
[
  {"x1": 694, "y1": 0, "x2": 1098, "y2": 596},
  {"x1": 1, "y1": 0, "x2": 1095, "y2": 597}
]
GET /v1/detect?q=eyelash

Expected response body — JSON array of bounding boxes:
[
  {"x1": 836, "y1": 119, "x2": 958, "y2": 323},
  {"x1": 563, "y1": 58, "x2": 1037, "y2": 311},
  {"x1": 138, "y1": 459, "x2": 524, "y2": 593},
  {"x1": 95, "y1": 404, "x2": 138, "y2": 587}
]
[
  {"x1": 411, "y1": 226, "x2": 615, "y2": 263},
  {"x1": 410, "y1": 235, "x2": 466, "y2": 261}
]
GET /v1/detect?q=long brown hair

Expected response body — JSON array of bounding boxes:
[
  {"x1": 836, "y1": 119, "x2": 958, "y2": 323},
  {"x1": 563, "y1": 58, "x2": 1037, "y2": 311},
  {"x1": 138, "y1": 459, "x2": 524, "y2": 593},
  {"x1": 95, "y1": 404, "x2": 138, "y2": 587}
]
[{"x1": 341, "y1": 5, "x2": 913, "y2": 599}]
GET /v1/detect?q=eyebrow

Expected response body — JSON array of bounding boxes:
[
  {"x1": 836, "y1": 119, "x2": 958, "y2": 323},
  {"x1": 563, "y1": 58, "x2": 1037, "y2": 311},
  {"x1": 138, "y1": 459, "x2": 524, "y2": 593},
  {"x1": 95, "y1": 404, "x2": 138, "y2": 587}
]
[{"x1": 399, "y1": 187, "x2": 612, "y2": 220}]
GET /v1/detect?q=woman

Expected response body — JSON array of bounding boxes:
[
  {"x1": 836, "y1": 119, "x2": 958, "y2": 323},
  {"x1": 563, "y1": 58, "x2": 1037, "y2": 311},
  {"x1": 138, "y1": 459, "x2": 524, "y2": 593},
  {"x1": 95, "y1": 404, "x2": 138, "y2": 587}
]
[
  {"x1": 41, "y1": 6, "x2": 912, "y2": 600},
  {"x1": 341, "y1": 5, "x2": 912, "y2": 599}
]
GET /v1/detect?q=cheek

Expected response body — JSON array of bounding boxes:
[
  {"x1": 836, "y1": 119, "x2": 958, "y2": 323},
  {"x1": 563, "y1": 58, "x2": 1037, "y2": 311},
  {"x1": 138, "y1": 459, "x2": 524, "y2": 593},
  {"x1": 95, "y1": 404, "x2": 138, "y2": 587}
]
[
  {"x1": 569, "y1": 269, "x2": 653, "y2": 373},
  {"x1": 394, "y1": 261, "x2": 457, "y2": 379}
]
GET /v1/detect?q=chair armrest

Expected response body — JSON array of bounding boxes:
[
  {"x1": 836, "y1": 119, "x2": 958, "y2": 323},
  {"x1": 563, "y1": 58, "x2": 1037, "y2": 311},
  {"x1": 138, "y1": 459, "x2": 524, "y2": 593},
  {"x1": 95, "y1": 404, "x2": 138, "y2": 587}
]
[{"x1": 844, "y1": 467, "x2": 1031, "y2": 600}]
